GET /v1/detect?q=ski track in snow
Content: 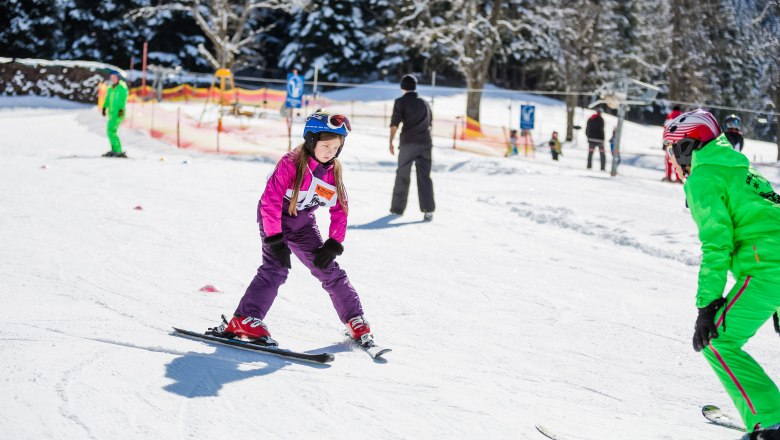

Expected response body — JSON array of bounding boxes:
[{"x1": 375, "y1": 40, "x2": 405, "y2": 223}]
[{"x1": 478, "y1": 196, "x2": 701, "y2": 266}]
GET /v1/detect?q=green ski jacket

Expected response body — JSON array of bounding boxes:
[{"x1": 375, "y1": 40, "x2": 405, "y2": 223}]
[
  {"x1": 684, "y1": 134, "x2": 780, "y2": 308},
  {"x1": 103, "y1": 81, "x2": 128, "y2": 118}
]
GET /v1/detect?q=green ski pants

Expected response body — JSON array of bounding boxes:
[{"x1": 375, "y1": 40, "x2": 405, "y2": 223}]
[
  {"x1": 107, "y1": 116, "x2": 124, "y2": 153},
  {"x1": 704, "y1": 275, "x2": 780, "y2": 432}
]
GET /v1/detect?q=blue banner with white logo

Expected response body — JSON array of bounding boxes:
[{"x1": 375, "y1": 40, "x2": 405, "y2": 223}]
[
  {"x1": 285, "y1": 73, "x2": 304, "y2": 108},
  {"x1": 520, "y1": 105, "x2": 535, "y2": 130}
]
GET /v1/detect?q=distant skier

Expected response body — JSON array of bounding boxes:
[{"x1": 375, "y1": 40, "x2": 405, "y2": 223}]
[
  {"x1": 548, "y1": 130, "x2": 562, "y2": 161},
  {"x1": 585, "y1": 109, "x2": 605, "y2": 171},
  {"x1": 505, "y1": 129, "x2": 519, "y2": 157},
  {"x1": 664, "y1": 109, "x2": 780, "y2": 440},
  {"x1": 662, "y1": 105, "x2": 683, "y2": 182},
  {"x1": 215, "y1": 112, "x2": 376, "y2": 347},
  {"x1": 101, "y1": 70, "x2": 128, "y2": 158},
  {"x1": 389, "y1": 74, "x2": 435, "y2": 221},
  {"x1": 723, "y1": 114, "x2": 745, "y2": 152}
]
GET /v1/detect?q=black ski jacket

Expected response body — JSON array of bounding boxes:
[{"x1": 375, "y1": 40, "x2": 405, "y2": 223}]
[{"x1": 390, "y1": 92, "x2": 432, "y2": 146}]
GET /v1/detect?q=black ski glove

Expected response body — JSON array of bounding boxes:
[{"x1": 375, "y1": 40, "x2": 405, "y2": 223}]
[
  {"x1": 773, "y1": 312, "x2": 780, "y2": 337},
  {"x1": 693, "y1": 298, "x2": 726, "y2": 352},
  {"x1": 102, "y1": 107, "x2": 107, "y2": 117},
  {"x1": 313, "y1": 238, "x2": 343, "y2": 269},
  {"x1": 264, "y1": 233, "x2": 291, "y2": 269}
]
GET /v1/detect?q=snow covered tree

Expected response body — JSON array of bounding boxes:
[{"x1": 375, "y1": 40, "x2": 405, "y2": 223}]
[
  {"x1": 278, "y1": 0, "x2": 377, "y2": 81},
  {"x1": 128, "y1": 0, "x2": 306, "y2": 70},
  {"x1": 59, "y1": 0, "x2": 148, "y2": 68},
  {"x1": 392, "y1": 0, "x2": 536, "y2": 123},
  {"x1": 537, "y1": 0, "x2": 610, "y2": 141},
  {"x1": 0, "y1": 0, "x2": 62, "y2": 59}
]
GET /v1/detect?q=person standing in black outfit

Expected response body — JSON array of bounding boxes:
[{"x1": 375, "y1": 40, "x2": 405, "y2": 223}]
[
  {"x1": 723, "y1": 114, "x2": 745, "y2": 151},
  {"x1": 585, "y1": 109, "x2": 606, "y2": 171},
  {"x1": 389, "y1": 74, "x2": 435, "y2": 221}
]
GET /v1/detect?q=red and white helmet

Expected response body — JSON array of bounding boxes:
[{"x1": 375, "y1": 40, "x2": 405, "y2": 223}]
[{"x1": 663, "y1": 109, "x2": 721, "y2": 166}]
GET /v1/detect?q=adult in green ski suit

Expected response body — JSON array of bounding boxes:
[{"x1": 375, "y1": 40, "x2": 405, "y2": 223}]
[
  {"x1": 665, "y1": 109, "x2": 780, "y2": 437},
  {"x1": 102, "y1": 71, "x2": 128, "y2": 157}
]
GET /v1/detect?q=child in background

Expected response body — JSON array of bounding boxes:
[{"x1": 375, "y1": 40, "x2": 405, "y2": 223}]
[
  {"x1": 548, "y1": 131, "x2": 562, "y2": 161},
  {"x1": 506, "y1": 129, "x2": 519, "y2": 157},
  {"x1": 211, "y1": 111, "x2": 377, "y2": 348}
]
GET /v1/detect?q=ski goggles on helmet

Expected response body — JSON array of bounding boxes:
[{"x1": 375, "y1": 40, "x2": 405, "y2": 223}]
[
  {"x1": 724, "y1": 118, "x2": 741, "y2": 130},
  {"x1": 325, "y1": 113, "x2": 351, "y2": 133}
]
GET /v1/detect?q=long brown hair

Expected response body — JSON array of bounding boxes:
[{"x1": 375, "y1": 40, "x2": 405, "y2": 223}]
[{"x1": 287, "y1": 132, "x2": 349, "y2": 216}]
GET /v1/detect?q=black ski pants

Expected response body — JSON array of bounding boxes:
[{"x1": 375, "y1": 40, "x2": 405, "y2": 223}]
[
  {"x1": 587, "y1": 140, "x2": 606, "y2": 171},
  {"x1": 391, "y1": 144, "x2": 435, "y2": 214}
]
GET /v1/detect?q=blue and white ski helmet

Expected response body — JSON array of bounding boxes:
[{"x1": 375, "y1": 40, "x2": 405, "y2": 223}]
[{"x1": 302, "y1": 111, "x2": 351, "y2": 139}]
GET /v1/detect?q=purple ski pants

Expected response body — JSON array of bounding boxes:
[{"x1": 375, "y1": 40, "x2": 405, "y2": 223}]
[{"x1": 235, "y1": 209, "x2": 363, "y2": 324}]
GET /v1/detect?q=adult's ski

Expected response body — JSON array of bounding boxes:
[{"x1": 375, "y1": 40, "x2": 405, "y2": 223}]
[
  {"x1": 172, "y1": 327, "x2": 335, "y2": 364},
  {"x1": 536, "y1": 424, "x2": 568, "y2": 440},
  {"x1": 702, "y1": 404, "x2": 745, "y2": 432}
]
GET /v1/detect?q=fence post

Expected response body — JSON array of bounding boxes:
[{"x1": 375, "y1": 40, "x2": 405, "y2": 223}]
[
  {"x1": 453, "y1": 116, "x2": 460, "y2": 149},
  {"x1": 150, "y1": 100, "x2": 155, "y2": 136},
  {"x1": 217, "y1": 115, "x2": 222, "y2": 154}
]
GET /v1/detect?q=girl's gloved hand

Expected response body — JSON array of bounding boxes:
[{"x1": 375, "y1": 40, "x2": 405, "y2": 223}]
[
  {"x1": 264, "y1": 233, "x2": 291, "y2": 269},
  {"x1": 313, "y1": 238, "x2": 343, "y2": 269}
]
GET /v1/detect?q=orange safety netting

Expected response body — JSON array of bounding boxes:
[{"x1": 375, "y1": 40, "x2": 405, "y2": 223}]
[{"x1": 127, "y1": 85, "x2": 288, "y2": 108}]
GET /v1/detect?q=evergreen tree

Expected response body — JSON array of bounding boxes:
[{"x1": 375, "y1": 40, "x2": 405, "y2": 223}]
[
  {"x1": 278, "y1": 0, "x2": 375, "y2": 81},
  {"x1": 59, "y1": 0, "x2": 148, "y2": 68},
  {"x1": 0, "y1": 0, "x2": 62, "y2": 59}
]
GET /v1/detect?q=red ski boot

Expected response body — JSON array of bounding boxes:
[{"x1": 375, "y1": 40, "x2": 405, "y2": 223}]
[
  {"x1": 221, "y1": 315, "x2": 277, "y2": 346},
  {"x1": 346, "y1": 315, "x2": 373, "y2": 346}
]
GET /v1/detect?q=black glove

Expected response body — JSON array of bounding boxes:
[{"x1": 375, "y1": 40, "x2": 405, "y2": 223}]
[
  {"x1": 693, "y1": 298, "x2": 726, "y2": 352},
  {"x1": 313, "y1": 238, "x2": 343, "y2": 269},
  {"x1": 102, "y1": 107, "x2": 107, "y2": 117},
  {"x1": 264, "y1": 233, "x2": 291, "y2": 269},
  {"x1": 118, "y1": 108, "x2": 124, "y2": 118},
  {"x1": 773, "y1": 312, "x2": 779, "y2": 337}
]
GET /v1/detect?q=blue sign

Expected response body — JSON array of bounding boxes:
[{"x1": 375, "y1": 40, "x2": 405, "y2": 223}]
[
  {"x1": 520, "y1": 105, "x2": 535, "y2": 130},
  {"x1": 285, "y1": 73, "x2": 304, "y2": 108}
]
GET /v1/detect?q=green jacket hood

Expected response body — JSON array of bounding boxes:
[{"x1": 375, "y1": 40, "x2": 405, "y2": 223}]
[{"x1": 691, "y1": 133, "x2": 748, "y2": 170}]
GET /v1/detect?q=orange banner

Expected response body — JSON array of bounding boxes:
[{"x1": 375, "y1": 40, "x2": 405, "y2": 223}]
[{"x1": 127, "y1": 84, "x2": 288, "y2": 107}]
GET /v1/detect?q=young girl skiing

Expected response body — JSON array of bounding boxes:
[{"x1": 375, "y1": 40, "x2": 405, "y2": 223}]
[
  {"x1": 214, "y1": 111, "x2": 374, "y2": 347},
  {"x1": 664, "y1": 109, "x2": 780, "y2": 440}
]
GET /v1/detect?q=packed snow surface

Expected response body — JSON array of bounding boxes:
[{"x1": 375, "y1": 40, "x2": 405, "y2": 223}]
[{"x1": 1, "y1": 94, "x2": 779, "y2": 439}]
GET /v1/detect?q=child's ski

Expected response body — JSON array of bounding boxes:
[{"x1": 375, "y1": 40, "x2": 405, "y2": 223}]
[
  {"x1": 347, "y1": 332, "x2": 391, "y2": 359},
  {"x1": 172, "y1": 327, "x2": 335, "y2": 364},
  {"x1": 702, "y1": 404, "x2": 745, "y2": 432},
  {"x1": 359, "y1": 341, "x2": 392, "y2": 359}
]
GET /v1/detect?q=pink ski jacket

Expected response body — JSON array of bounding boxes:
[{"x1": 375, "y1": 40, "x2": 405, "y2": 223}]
[{"x1": 259, "y1": 152, "x2": 348, "y2": 242}]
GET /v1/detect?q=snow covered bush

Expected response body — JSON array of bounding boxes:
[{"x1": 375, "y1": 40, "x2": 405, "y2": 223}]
[{"x1": 0, "y1": 60, "x2": 107, "y2": 103}]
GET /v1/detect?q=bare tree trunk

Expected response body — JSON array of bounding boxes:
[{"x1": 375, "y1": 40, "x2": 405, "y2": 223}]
[
  {"x1": 565, "y1": 94, "x2": 576, "y2": 142},
  {"x1": 466, "y1": 75, "x2": 485, "y2": 122},
  {"x1": 667, "y1": 0, "x2": 684, "y2": 102}
]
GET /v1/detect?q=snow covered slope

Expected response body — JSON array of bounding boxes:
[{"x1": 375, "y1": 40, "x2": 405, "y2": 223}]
[{"x1": 1, "y1": 96, "x2": 779, "y2": 439}]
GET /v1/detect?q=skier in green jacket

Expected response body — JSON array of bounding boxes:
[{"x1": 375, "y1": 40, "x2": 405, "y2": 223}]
[
  {"x1": 102, "y1": 70, "x2": 128, "y2": 158},
  {"x1": 664, "y1": 109, "x2": 780, "y2": 440}
]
